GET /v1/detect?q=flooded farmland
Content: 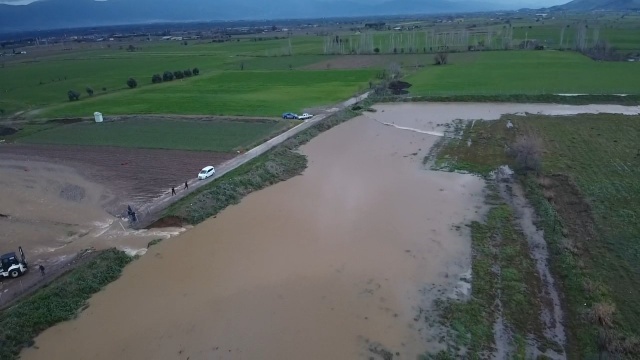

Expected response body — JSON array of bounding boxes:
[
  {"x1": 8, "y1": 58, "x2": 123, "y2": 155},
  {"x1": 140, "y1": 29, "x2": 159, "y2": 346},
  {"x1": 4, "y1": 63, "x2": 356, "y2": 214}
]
[
  {"x1": 20, "y1": 107, "x2": 488, "y2": 360},
  {"x1": 17, "y1": 102, "x2": 640, "y2": 359}
]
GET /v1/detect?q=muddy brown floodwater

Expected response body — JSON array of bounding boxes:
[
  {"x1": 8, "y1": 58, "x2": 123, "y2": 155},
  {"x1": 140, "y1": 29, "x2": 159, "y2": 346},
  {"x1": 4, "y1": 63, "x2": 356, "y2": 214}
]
[
  {"x1": 21, "y1": 109, "x2": 488, "y2": 360},
  {"x1": 17, "y1": 102, "x2": 640, "y2": 359}
]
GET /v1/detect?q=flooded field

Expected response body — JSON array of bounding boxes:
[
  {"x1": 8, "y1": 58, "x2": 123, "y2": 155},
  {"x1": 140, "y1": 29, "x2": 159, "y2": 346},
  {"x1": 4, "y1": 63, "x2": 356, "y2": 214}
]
[
  {"x1": 0, "y1": 160, "x2": 185, "y2": 306},
  {"x1": 15, "y1": 102, "x2": 640, "y2": 359},
  {"x1": 0, "y1": 159, "x2": 185, "y2": 259},
  {"x1": 21, "y1": 108, "x2": 488, "y2": 359}
]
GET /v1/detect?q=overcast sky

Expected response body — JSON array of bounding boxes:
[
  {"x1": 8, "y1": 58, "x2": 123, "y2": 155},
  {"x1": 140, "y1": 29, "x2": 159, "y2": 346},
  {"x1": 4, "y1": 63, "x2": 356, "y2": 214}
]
[{"x1": 0, "y1": 0, "x2": 569, "y2": 6}]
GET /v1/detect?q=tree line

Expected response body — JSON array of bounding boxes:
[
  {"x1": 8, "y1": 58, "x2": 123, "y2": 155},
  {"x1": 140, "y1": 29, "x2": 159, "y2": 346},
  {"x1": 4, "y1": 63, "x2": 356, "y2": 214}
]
[
  {"x1": 67, "y1": 67, "x2": 200, "y2": 101},
  {"x1": 152, "y1": 67, "x2": 200, "y2": 84}
]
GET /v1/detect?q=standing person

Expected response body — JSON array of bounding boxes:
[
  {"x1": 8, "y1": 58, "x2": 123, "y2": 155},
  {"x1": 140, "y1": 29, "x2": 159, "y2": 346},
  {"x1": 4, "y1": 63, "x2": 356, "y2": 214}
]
[
  {"x1": 184, "y1": 181, "x2": 189, "y2": 190},
  {"x1": 39, "y1": 264, "x2": 45, "y2": 276},
  {"x1": 171, "y1": 186, "x2": 176, "y2": 196}
]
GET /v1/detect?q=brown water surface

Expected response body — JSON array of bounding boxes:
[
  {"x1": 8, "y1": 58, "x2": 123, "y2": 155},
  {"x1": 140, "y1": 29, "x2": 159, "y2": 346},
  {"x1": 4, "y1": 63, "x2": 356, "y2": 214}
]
[{"x1": 22, "y1": 114, "x2": 487, "y2": 360}]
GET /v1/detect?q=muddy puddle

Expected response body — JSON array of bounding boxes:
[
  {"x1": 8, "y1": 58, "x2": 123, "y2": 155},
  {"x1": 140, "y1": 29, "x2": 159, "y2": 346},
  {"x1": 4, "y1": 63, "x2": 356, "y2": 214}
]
[
  {"x1": 0, "y1": 160, "x2": 184, "y2": 266},
  {"x1": 21, "y1": 110, "x2": 488, "y2": 359}
]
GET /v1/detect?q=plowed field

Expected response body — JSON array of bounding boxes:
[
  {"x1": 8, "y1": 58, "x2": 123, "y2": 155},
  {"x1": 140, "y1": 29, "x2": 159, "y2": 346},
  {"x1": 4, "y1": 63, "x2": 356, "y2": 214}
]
[{"x1": 0, "y1": 143, "x2": 234, "y2": 213}]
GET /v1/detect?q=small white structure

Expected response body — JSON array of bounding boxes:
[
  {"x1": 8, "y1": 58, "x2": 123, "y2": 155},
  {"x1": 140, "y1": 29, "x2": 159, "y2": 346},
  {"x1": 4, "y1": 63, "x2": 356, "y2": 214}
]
[{"x1": 94, "y1": 112, "x2": 103, "y2": 123}]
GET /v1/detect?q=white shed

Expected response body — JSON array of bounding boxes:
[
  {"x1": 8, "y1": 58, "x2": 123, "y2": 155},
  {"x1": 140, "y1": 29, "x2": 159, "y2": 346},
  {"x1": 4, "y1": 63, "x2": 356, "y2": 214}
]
[{"x1": 94, "y1": 112, "x2": 103, "y2": 123}]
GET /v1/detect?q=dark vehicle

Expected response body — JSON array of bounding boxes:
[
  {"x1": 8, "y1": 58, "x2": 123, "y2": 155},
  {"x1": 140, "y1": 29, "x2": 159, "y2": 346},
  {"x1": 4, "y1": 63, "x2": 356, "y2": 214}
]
[
  {"x1": 0, "y1": 247, "x2": 28, "y2": 279},
  {"x1": 282, "y1": 112, "x2": 298, "y2": 119}
]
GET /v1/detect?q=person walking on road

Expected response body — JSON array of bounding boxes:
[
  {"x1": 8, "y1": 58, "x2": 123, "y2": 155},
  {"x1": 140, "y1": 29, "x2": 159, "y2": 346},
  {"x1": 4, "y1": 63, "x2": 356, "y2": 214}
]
[
  {"x1": 171, "y1": 186, "x2": 176, "y2": 196},
  {"x1": 39, "y1": 264, "x2": 45, "y2": 276},
  {"x1": 184, "y1": 181, "x2": 189, "y2": 190}
]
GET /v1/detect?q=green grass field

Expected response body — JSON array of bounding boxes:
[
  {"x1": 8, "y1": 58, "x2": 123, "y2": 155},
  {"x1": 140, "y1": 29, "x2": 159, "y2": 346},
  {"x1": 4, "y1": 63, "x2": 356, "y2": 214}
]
[
  {"x1": 0, "y1": 38, "x2": 332, "y2": 116},
  {"x1": 18, "y1": 118, "x2": 292, "y2": 151},
  {"x1": 432, "y1": 113, "x2": 640, "y2": 358},
  {"x1": 0, "y1": 16, "x2": 637, "y2": 118},
  {"x1": 37, "y1": 69, "x2": 374, "y2": 118},
  {"x1": 406, "y1": 50, "x2": 640, "y2": 95}
]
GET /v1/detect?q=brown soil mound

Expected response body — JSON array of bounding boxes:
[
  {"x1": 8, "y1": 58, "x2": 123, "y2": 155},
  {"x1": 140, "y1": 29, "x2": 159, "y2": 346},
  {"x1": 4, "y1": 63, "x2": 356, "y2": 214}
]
[
  {"x1": 388, "y1": 80, "x2": 412, "y2": 95},
  {"x1": 145, "y1": 216, "x2": 185, "y2": 229},
  {"x1": 47, "y1": 118, "x2": 85, "y2": 125}
]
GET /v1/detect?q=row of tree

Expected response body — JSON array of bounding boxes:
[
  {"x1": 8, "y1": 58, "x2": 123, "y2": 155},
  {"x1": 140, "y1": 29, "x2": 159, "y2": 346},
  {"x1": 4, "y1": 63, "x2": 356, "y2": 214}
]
[
  {"x1": 152, "y1": 68, "x2": 200, "y2": 84},
  {"x1": 67, "y1": 68, "x2": 200, "y2": 101}
]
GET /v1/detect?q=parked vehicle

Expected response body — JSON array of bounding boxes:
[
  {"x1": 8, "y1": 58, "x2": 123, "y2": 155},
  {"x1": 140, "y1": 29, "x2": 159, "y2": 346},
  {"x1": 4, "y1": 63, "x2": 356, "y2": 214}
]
[
  {"x1": 0, "y1": 247, "x2": 28, "y2": 279},
  {"x1": 298, "y1": 113, "x2": 313, "y2": 120},
  {"x1": 282, "y1": 112, "x2": 298, "y2": 119},
  {"x1": 198, "y1": 166, "x2": 215, "y2": 180}
]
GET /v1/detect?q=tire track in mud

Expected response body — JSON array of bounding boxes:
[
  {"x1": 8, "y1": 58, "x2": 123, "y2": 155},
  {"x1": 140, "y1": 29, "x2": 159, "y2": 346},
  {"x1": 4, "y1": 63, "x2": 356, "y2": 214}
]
[{"x1": 495, "y1": 166, "x2": 566, "y2": 360}]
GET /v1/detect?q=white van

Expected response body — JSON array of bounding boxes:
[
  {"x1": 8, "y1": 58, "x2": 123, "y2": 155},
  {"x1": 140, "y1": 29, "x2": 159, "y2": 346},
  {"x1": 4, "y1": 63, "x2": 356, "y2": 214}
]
[{"x1": 198, "y1": 166, "x2": 215, "y2": 180}]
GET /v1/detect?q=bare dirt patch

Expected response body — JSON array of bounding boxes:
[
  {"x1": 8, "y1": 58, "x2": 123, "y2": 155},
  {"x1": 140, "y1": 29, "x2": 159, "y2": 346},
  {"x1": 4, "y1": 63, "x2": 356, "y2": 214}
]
[
  {"x1": 0, "y1": 126, "x2": 18, "y2": 136},
  {"x1": 388, "y1": 80, "x2": 413, "y2": 95},
  {"x1": 537, "y1": 174, "x2": 598, "y2": 252},
  {"x1": 0, "y1": 144, "x2": 234, "y2": 213},
  {"x1": 46, "y1": 118, "x2": 84, "y2": 125},
  {"x1": 145, "y1": 216, "x2": 185, "y2": 229}
]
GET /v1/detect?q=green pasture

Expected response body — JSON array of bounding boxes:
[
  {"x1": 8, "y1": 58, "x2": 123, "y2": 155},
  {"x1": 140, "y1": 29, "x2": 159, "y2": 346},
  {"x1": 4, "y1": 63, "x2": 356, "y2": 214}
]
[
  {"x1": 405, "y1": 50, "x2": 640, "y2": 95},
  {"x1": 0, "y1": 38, "x2": 326, "y2": 116},
  {"x1": 37, "y1": 69, "x2": 375, "y2": 118},
  {"x1": 0, "y1": 17, "x2": 638, "y2": 118},
  {"x1": 432, "y1": 112, "x2": 640, "y2": 358},
  {"x1": 18, "y1": 118, "x2": 291, "y2": 151}
]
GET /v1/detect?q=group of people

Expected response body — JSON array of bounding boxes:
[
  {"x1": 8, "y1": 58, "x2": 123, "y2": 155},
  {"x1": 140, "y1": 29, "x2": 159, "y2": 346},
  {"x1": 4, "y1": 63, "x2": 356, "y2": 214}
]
[{"x1": 171, "y1": 181, "x2": 189, "y2": 196}]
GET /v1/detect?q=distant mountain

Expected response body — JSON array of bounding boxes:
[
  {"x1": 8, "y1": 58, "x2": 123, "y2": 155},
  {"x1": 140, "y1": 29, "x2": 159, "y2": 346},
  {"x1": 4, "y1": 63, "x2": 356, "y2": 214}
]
[
  {"x1": 0, "y1": 0, "x2": 503, "y2": 33},
  {"x1": 551, "y1": 0, "x2": 640, "y2": 11}
]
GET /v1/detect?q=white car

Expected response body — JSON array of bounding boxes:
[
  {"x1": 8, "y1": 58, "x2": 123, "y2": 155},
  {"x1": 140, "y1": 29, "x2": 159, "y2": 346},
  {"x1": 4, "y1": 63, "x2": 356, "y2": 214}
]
[
  {"x1": 298, "y1": 113, "x2": 313, "y2": 120},
  {"x1": 198, "y1": 166, "x2": 215, "y2": 180}
]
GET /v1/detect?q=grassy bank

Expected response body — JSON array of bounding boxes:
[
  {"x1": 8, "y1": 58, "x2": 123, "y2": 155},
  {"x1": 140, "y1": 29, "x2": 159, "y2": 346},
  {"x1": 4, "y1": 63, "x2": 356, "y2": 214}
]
[
  {"x1": 430, "y1": 113, "x2": 640, "y2": 359},
  {"x1": 0, "y1": 249, "x2": 132, "y2": 360},
  {"x1": 165, "y1": 105, "x2": 363, "y2": 224}
]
